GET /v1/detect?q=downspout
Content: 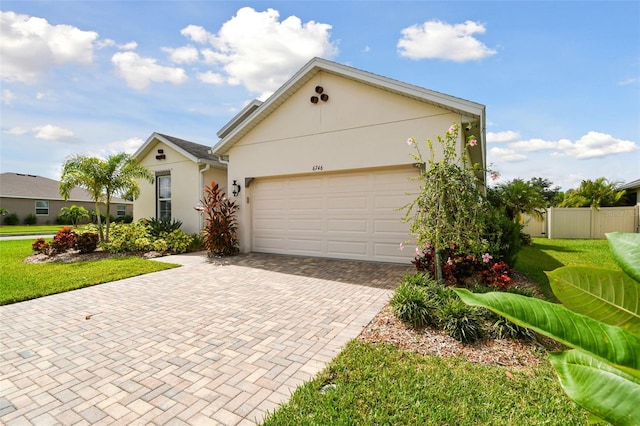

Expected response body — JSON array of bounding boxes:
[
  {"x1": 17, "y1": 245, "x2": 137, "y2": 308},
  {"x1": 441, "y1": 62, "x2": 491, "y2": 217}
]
[{"x1": 198, "y1": 163, "x2": 211, "y2": 231}]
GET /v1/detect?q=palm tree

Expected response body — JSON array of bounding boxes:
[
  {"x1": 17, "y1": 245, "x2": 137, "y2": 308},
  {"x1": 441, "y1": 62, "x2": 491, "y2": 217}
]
[
  {"x1": 559, "y1": 177, "x2": 626, "y2": 208},
  {"x1": 59, "y1": 153, "x2": 153, "y2": 241},
  {"x1": 59, "y1": 205, "x2": 90, "y2": 227},
  {"x1": 489, "y1": 179, "x2": 546, "y2": 223}
]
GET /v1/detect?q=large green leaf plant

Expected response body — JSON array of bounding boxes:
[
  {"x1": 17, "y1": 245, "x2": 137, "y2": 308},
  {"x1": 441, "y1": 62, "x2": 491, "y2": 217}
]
[{"x1": 454, "y1": 232, "x2": 640, "y2": 425}]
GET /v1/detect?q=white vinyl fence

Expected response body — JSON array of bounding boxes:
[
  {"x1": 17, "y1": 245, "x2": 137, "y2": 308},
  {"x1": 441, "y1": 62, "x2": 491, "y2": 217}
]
[{"x1": 522, "y1": 205, "x2": 639, "y2": 239}]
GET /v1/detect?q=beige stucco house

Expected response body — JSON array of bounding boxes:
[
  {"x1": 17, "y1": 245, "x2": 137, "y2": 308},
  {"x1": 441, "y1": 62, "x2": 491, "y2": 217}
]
[
  {"x1": 210, "y1": 57, "x2": 486, "y2": 263},
  {"x1": 133, "y1": 133, "x2": 227, "y2": 235},
  {"x1": 0, "y1": 172, "x2": 132, "y2": 225}
]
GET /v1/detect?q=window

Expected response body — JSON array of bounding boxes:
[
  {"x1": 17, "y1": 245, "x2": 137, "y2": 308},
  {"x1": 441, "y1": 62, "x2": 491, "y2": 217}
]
[
  {"x1": 35, "y1": 200, "x2": 49, "y2": 215},
  {"x1": 117, "y1": 205, "x2": 126, "y2": 217},
  {"x1": 157, "y1": 175, "x2": 171, "y2": 220}
]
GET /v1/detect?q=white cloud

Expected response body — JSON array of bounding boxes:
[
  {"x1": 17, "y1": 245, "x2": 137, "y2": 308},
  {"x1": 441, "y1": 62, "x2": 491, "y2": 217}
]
[
  {"x1": 509, "y1": 138, "x2": 560, "y2": 152},
  {"x1": 36, "y1": 92, "x2": 46, "y2": 100},
  {"x1": 489, "y1": 147, "x2": 527, "y2": 163},
  {"x1": 33, "y1": 124, "x2": 75, "y2": 141},
  {"x1": 4, "y1": 127, "x2": 29, "y2": 135},
  {"x1": 197, "y1": 71, "x2": 225, "y2": 85},
  {"x1": 486, "y1": 130, "x2": 520, "y2": 143},
  {"x1": 179, "y1": 7, "x2": 338, "y2": 97},
  {"x1": 494, "y1": 131, "x2": 638, "y2": 161},
  {"x1": 398, "y1": 20, "x2": 496, "y2": 61},
  {"x1": 556, "y1": 131, "x2": 638, "y2": 159},
  {"x1": 86, "y1": 137, "x2": 145, "y2": 158},
  {"x1": 111, "y1": 51, "x2": 188, "y2": 90},
  {"x1": 97, "y1": 39, "x2": 137, "y2": 50},
  {"x1": 0, "y1": 11, "x2": 98, "y2": 83},
  {"x1": 181, "y1": 24, "x2": 211, "y2": 44},
  {"x1": 163, "y1": 45, "x2": 199, "y2": 64},
  {"x1": 618, "y1": 77, "x2": 638, "y2": 86},
  {"x1": 2, "y1": 89, "x2": 16, "y2": 105}
]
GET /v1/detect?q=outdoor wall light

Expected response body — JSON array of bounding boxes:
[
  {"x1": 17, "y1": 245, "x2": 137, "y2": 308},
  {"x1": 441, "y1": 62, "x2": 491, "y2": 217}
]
[{"x1": 232, "y1": 180, "x2": 241, "y2": 197}]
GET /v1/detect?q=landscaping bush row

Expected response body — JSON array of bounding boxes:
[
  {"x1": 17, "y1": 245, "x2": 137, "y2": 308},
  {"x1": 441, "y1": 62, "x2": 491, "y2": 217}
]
[
  {"x1": 390, "y1": 273, "x2": 536, "y2": 344},
  {"x1": 32, "y1": 220, "x2": 203, "y2": 257}
]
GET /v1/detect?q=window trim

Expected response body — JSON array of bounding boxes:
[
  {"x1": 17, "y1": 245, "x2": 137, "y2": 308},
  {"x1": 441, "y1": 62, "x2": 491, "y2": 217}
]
[
  {"x1": 156, "y1": 173, "x2": 171, "y2": 220},
  {"x1": 116, "y1": 205, "x2": 127, "y2": 217},
  {"x1": 35, "y1": 200, "x2": 49, "y2": 216}
]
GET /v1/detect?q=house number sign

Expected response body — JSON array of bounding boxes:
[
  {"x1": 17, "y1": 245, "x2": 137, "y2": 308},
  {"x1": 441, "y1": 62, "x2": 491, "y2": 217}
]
[{"x1": 312, "y1": 165, "x2": 323, "y2": 171}]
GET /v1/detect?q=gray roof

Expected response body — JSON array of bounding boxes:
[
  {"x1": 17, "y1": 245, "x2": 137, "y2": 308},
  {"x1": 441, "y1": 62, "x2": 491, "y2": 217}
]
[
  {"x1": 0, "y1": 172, "x2": 130, "y2": 203},
  {"x1": 155, "y1": 133, "x2": 219, "y2": 162},
  {"x1": 134, "y1": 133, "x2": 226, "y2": 169},
  {"x1": 620, "y1": 178, "x2": 640, "y2": 190}
]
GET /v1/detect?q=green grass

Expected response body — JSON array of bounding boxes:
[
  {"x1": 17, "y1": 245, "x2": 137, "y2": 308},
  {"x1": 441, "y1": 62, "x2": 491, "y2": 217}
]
[
  {"x1": 515, "y1": 238, "x2": 619, "y2": 300},
  {"x1": 0, "y1": 239, "x2": 178, "y2": 305},
  {"x1": 0, "y1": 224, "x2": 85, "y2": 235},
  {"x1": 262, "y1": 341, "x2": 587, "y2": 425}
]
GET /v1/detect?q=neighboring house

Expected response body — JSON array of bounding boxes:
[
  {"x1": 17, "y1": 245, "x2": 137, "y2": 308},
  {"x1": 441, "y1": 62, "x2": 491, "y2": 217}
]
[
  {"x1": 133, "y1": 133, "x2": 227, "y2": 235},
  {"x1": 210, "y1": 57, "x2": 486, "y2": 263},
  {"x1": 620, "y1": 178, "x2": 640, "y2": 205},
  {"x1": 0, "y1": 172, "x2": 132, "y2": 225}
]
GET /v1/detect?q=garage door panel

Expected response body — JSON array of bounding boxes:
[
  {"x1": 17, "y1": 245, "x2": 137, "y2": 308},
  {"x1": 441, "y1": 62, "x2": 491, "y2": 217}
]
[
  {"x1": 327, "y1": 240, "x2": 368, "y2": 256},
  {"x1": 254, "y1": 236, "x2": 285, "y2": 250},
  {"x1": 252, "y1": 167, "x2": 419, "y2": 263},
  {"x1": 327, "y1": 219, "x2": 368, "y2": 232},
  {"x1": 327, "y1": 196, "x2": 368, "y2": 210},
  {"x1": 255, "y1": 218, "x2": 286, "y2": 231},
  {"x1": 288, "y1": 238, "x2": 323, "y2": 253},
  {"x1": 374, "y1": 219, "x2": 409, "y2": 233},
  {"x1": 289, "y1": 219, "x2": 323, "y2": 231},
  {"x1": 375, "y1": 194, "x2": 413, "y2": 210}
]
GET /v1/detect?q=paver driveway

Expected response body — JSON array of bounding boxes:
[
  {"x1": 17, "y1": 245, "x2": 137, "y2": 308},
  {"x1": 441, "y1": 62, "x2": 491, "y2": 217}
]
[{"x1": 0, "y1": 253, "x2": 410, "y2": 425}]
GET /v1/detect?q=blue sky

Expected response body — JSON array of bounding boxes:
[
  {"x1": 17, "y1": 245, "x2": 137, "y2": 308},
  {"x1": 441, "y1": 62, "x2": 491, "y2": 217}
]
[{"x1": 1, "y1": 1, "x2": 638, "y2": 190}]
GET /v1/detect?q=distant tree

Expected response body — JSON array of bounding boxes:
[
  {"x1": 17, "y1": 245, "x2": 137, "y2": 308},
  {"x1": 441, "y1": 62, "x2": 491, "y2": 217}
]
[
  {"x1": 59, "y1": 205, "x2": 90, "y2": 227},
  {"x1": 60, "y1": 153, "x2": 153, "y2": 241},
  {"x1": 559, "y1": 177, "x2": 626, "y2": 208},
  {"x1": 0, "y1": 207, "x2": 7, "y2": 216},
  {"x1": 528, "y1": 177, "x2": 563, "y2": 207},
  {"x1": 488, "y1": 179, "x2": 546, "y2": 223}
]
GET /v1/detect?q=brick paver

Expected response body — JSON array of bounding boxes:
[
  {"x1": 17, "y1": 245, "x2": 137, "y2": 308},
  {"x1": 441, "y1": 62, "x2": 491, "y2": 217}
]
[{"x1": 1, "y1": 253, "x2": 410, "y2": 425}]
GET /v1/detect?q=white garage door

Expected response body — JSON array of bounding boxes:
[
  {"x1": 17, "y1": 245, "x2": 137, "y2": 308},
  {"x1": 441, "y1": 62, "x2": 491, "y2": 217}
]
[{"x1": 251, "y1": 166, "x2": 419, "y2": 263}]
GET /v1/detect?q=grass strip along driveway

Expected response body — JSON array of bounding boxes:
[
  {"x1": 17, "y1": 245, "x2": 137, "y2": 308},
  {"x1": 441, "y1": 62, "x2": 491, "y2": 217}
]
[{"x1": 0, "y1": 239, "x2": 177, "y2": 305}]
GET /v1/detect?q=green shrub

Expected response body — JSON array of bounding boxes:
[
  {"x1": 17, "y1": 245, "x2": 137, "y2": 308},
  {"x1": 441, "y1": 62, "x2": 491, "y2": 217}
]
[
  {"x1": 4, "y1": 213, "x2": 19, "y2": 225},
  {"x1": 390, "y1": 280, "x2": 438, "y2": 328},
  {"x1": 153, "y1": 238, "x2": 168, "y2": 252},
  {"x1": 55, "y1": 214, "x2": 73, "y2": 225},
  {"x1": 23, "y1": 213, "x2": 37, "y2": 225},
  {"x1": 113, "y1": 214, "x2": 133, "y2": 223},
  {"x1": 101, "y1": 222, "x2": 152, "y2": 253},
  {"x1": 163, "y1": 229, "x2": 192, "y2": 254},
  {"x1": 145, "y1": 217, "x2": 183, "y2": 238},
  {"x1": 483, "y1": 208, "x2": 523, "y2": 266},
  {"x1": 438, "y1": 295, "x2": 485, "y2": 344},
  {"x1": 187, "y1": 233, "x2": 205, "y2": 252},
  {"x1": 488, "y1": 315, "x2": 537, "y2": 341}
]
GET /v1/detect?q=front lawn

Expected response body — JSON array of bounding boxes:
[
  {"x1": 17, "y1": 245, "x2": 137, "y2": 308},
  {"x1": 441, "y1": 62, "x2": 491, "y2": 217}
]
[
  {"x1": 262, "y1": 341, "x2": 587, "y2": 425},
  {"x1": 0, "y1": 239, "x2": 178, "y2": 305},
  {"x1": 515, "y1": 237, "x2": 618, "y2": 300},
  {"x1": 0, "y1": 224, "x2": 86, "y2": 236}
]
